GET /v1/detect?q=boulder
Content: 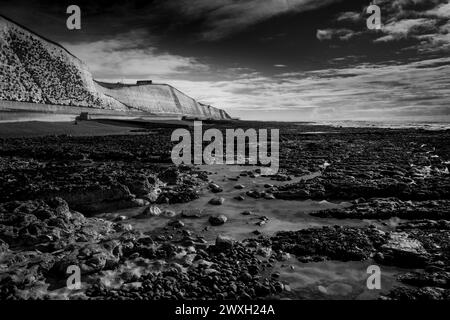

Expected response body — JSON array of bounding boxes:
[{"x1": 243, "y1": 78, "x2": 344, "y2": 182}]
[{"x1": 209, "y1": 215, "x2": 228, "y2": 226}]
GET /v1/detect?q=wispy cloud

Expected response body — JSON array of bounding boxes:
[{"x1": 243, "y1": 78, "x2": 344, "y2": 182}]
[
  {"x1": 336, "y1": 11, "x2": 362, "y2": 22},
  {"x1": 317, "y1": 28, "x2": 359, "y2": 41},
  {"x1": 164, "y1": 0, "x2": 341, "y2": 40}
]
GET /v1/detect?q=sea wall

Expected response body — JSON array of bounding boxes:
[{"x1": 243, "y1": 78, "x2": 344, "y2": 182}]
[{"x1": 0, "y1": 100, "x2": 159, "y2": 122}]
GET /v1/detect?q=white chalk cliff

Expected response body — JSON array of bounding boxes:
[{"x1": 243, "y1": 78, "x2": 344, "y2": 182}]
[{"x1": 0, "y1": 15, "x2": 231, "y2": 119}]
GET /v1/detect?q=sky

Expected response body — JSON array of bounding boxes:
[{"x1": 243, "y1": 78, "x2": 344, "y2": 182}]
[{"x1": 0, "y1": 0, "x2": 449, "y2": 121}]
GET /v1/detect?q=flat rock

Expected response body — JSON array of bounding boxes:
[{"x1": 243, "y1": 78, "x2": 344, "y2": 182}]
[
  {"x1": 181, "y1": 209, "x2": 203, "y2": 218},
  {"x1": 209, "y1": 197, "x2": 225, "y2": 205}
]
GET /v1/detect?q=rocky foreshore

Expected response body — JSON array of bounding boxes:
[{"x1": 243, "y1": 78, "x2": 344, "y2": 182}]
[{"x1": 1, "y1": 121, "x2": 450, "y2": 300}]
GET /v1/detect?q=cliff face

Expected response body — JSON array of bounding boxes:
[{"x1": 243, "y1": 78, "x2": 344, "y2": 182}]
[
  {"x1": 95, "y1": 81, "x2": 230, "y2": 119},
  {"x1": 0, "y1": 15, "x2": 230, "y2": 119}
]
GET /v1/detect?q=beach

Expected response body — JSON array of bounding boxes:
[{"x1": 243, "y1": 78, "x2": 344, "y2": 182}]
[{"x1": 1, "y1": 119, "x2": 449, "y2": 300}]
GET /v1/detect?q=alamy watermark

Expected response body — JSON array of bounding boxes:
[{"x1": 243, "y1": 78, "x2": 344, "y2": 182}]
[
  {"x1": 366, "y1": 265, "x2": 381, "y2": 290},
  {"x1": 66, "y1": 265, "x2": 81, "y2": 290},
  {"x1": 171, "y1": 121, "x2": 279, "y2": 175},
  {"x1": 66, "y1": 5, "x2": 81, "y2": 30},
  {"x1": 366, "y1": 4, "x2": 382, "y2": 30}
]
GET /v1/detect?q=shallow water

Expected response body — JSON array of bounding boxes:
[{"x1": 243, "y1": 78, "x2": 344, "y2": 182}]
[
  {"x1": 275, "y1": 259, "x2": 419, "y2": 300},
  {"x1": 116, "y1": 164, "x2": 366, "y2": 241},
  {"x1": 103, "y1": 164, "x2": 413, "y2": 300}
]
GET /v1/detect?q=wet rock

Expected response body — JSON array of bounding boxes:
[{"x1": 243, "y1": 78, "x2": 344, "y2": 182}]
[
  {"x1": 132, "y1": 198, "x2": 149, "y2": 207},
  {"x1": 161, "y1": 210, "x2": 176, "y2": 218},
  {"x1": 239, "y1": 272, "x2": 253, "y2": 282},
  {"x1": 268, "y1": 226, "x2": 388, "y2": 262},
  {"x1": 256, "y1": 247, "x2": 272, "y2": 258},
  {"x1": 382, "y1": 286, "x2": 450, "y2": 300},
  {"x1": 209, "y1": 183, "x2": 223, "y2": 193},
  {"x1": 398, "y1": 271, "x2": 450, "y2": 288},
  {"x1": 264, "y1": 193, "x2": 275, "y2": 200},
  {"x1": 377, "y1": 232, "x2": 430, "y2": 267},
  {"x1": 0, "y1": 239, "x2": 8, "y2": 254},
  {"x1": 181, "y1": 209, "x2": 202, "y2": 218},
  {"x1": 209, "y1": 215, "x2": 228, "y2": 226},
  {"x1": 114, "y1": 215, "x2": 127, "y2": 222},
  {"x1": 158, "y1": 168, "x2": 180, "y2": 185},
  {"x1": 312, "y1": 198, "x2": 450, "y2": 220},
  {"x1": 234, "y1": 184, "x2": 245, "y2": 190},
  {"x1": 271, "y1": 272, "x2": 280, "y2": 279},
  {"x1": 241, "y1": 210, "x2": 252, "y2": 216},
  {"x1": 138, "y1": 206, "x2": 161, "y2": 218},
  {"x1": 198, "y1": 259, "x2": 214, "y2": 268},
  {"x1": 209, "y1": 197, "x2": 225, "y2": 205},
  {"x1": 276, "y1": 252, "x2": 291, "y2": 261},
  {"x1": 255, "y1": 216, "x2": 269, "y2": 227},
  {"x1": 275, "y1": 189, "x2": 310, "y2": 200},
  {"x1": 157, "y1": 185, "x2": 200, "y2": 204},
  {"x1": 246, "y1": 190, "x2": 261, "y2": 199},
  {"x1": 144, "y1": 187, "x2": 162, "y2": 202},
  {"x1": 204, "y1": 268, "x2": 220, "y2": 275},
  {"x1": 215, "y1": 235, "x2": 234, "y2": 250},
  {"x1": 168, "y1": 220, "x2": 185, "y2": 228},
  {"x1": 234, "y1": 195, "x2": 245, "y2": 201},
  {"x1": 123, "y1": 282, "x2": 143, "y2": 291}
]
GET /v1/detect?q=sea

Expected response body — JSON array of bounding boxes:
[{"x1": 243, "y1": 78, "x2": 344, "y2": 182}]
[{"x1": 311, "y1": 120, "x2": 450, "y2": 131}]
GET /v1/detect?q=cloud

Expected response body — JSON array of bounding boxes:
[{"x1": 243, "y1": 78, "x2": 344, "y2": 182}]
[
  {"x1": 316, "y1": 28, "x2": 358, "y2": 41},
  {"x1": 336, "y1": 11, "x2": 362, "y2": 22},
  {"x1": 426, "y1": 2, "x2": 450, "y2": 18},
  {"x1": 163, "y1": 0, "x2": 342, "y2": 40},
  {"x1": 62, "y1": 30, "x2": 209, "y2": 79},
  {"x1": 318, "y1": 0, "x2": 450, "y2": 56},
  {"x1": 157, "y1": 57, "x2": 450, "y2": 121},
  {"x1": 381, "y1": 18, "x2": 436, "y2": 37},
  {"x1": 374, "y1": 18, "x2": 437, "y2": 42}
]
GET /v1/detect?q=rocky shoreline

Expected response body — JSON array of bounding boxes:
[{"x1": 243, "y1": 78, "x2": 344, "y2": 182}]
[{"x1": 1, "y1": 121, "x2": 449, "y2": 300}]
